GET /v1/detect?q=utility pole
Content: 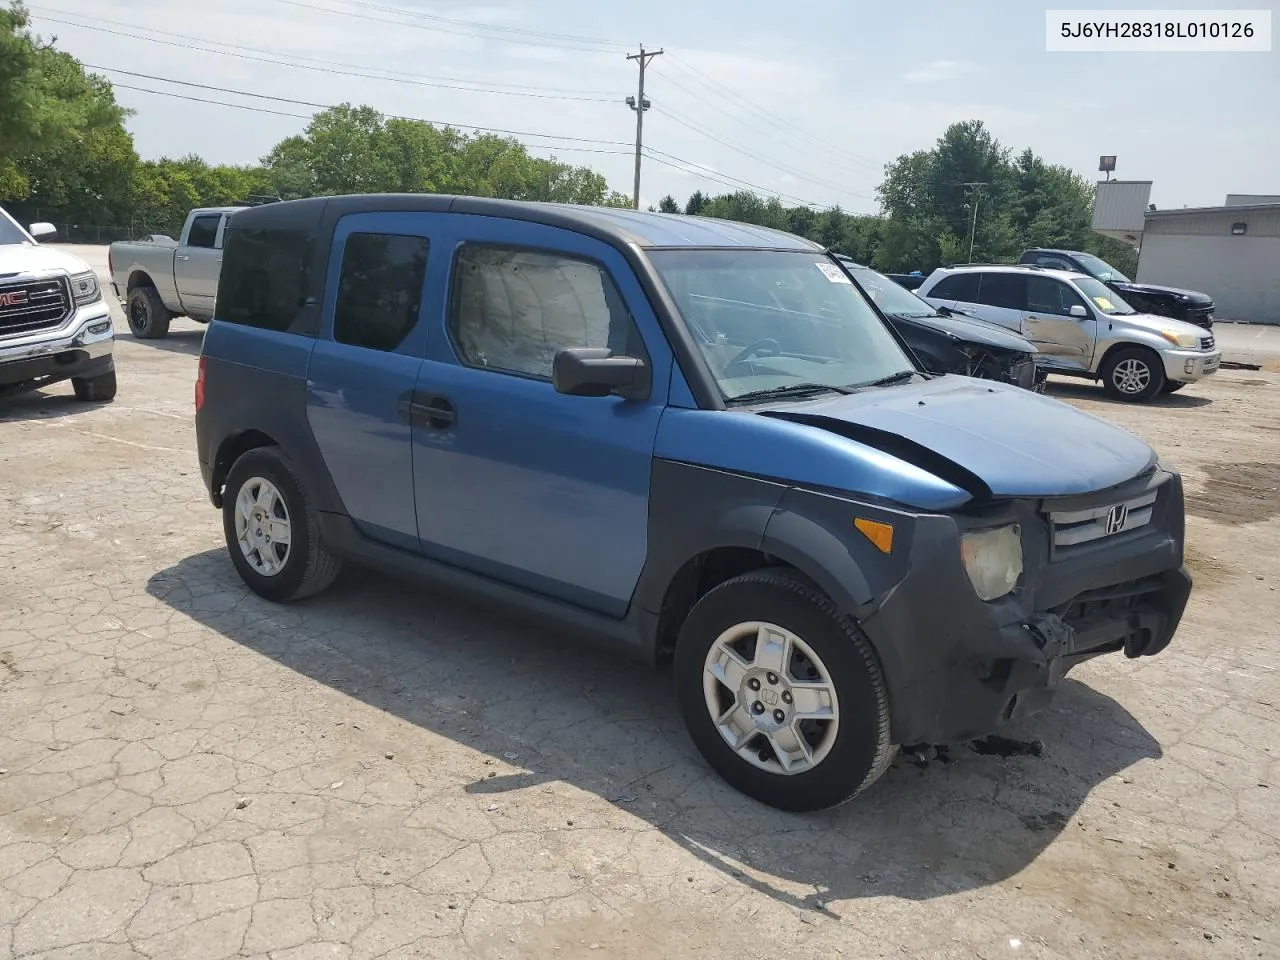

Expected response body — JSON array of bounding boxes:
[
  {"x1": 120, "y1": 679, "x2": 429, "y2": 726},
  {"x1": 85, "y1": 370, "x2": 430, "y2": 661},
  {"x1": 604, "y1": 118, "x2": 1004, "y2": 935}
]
[
  {"x1": 961, "y1": 182, "x2": 987, "y2": 263},
  {"x1": 626, "y1": 45, "x2": 662, "y2": 210}
]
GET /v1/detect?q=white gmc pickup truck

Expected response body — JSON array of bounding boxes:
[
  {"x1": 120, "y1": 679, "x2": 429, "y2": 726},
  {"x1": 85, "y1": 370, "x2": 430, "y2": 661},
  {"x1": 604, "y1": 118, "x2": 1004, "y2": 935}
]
[
  {"x1": 108, "y1": 206, "x2": 241, "y2": 340},
  {"x1": 0, "y1": 206, "x2": 116, "y2": 402}
]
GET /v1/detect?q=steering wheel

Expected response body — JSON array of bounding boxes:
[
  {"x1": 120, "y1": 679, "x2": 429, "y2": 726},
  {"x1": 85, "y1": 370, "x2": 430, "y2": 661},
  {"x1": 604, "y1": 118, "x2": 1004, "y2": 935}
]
[{"x1": 728, "y1": 338, "x2": 782, "y2": 367}]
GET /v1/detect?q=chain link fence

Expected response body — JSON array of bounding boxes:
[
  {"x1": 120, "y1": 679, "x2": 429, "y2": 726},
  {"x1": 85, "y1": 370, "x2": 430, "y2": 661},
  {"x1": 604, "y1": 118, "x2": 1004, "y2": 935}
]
[{"x1": 45, "y1": 222, "x2": 177, "y2": 244}]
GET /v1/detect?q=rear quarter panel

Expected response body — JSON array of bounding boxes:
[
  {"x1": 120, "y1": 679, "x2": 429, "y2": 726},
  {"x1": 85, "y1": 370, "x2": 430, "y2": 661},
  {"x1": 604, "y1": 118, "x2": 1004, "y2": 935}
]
[{"x1": 196, "y1": 322, "x2": 345, "y2": 514}]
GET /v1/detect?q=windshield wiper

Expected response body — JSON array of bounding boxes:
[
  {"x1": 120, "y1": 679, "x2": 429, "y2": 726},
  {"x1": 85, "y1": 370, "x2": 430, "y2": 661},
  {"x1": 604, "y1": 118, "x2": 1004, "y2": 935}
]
[
  {"x1": 853, "y1": 369, "x2": 918, "y2": 389},
  {"x1": 728, "y1": 382, "x2": 854, "y2": 404}
]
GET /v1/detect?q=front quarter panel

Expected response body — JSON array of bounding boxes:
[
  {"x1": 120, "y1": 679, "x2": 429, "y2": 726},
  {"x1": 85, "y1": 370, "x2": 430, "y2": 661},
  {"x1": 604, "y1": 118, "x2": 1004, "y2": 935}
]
[
  {"x1": 1092, "y1": 319, "x2": 1184, "y2": 373},
  {"x1": 654, "y1": 407, "x2": 971, "y2": 512}
]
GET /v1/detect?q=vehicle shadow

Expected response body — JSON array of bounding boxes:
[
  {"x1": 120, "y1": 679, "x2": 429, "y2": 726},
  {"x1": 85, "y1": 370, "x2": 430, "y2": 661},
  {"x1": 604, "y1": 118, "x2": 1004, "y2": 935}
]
[
  {"x1": 147, "y1": 550, "x2": 1163, "y2": 911},
  {"x1": 0, "y1": 386, "x2": 110, "y2": 420},
  {"x1": 114, "y1": 326, "x2": 205, "y2": 357},
  {"x1": 1044, "y1": 379, "x2": 1213, "y2": 409}
]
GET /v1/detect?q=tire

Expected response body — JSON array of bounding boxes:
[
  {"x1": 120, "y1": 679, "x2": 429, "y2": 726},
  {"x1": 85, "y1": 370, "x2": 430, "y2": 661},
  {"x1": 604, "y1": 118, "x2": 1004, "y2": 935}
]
[
  {"x1": 71, "y1": 369, "x2": 117, "y2": 402},
  {"x1": 1101, "y1": 346, "x2": 1165, "y2": 402},
  {"x1": 673, "y1": 568, "x2": 894, "y2": 812},
  {"x1": 126, "y1": 286, "x2": 172, "y2": 340},
  {"x1": 222, "y1": 447, "x2": 342, "y2": 602},
  {"x1": 1162, "y1": 381, "x2": 1187, "y2": 394}
]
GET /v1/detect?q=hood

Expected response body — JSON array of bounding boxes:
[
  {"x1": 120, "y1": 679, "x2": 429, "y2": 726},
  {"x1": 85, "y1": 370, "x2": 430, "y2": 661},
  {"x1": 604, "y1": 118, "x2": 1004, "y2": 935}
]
[
  {"x1": 888, "y1": 310, "x2": 1036, "y2": 354},
  {"x1": 757, "y1": 376, "x2": 1155, "y2": 499},
  {"x1": 0, "y1": 243, "x2": 94, "y2": 279},
  {"x1": 1112, "y1": 280, "x2": 1212, "y2": 305}
]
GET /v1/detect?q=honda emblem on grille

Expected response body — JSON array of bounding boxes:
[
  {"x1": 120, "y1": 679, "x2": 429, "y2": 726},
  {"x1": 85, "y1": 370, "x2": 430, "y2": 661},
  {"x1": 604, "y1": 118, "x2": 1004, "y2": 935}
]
[
  {"x1": 1104, "y1": 503, "x2": 1128, "y2": 535},
  {"x1": 0, "y1": 290, "x2": 29, "y2": 307}
]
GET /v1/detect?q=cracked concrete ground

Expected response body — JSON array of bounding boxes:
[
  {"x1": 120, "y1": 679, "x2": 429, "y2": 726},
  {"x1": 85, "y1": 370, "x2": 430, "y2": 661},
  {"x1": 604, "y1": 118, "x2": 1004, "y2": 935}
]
[{"x1": 2, "y1": 300, "x2": 1278, "y2": 959}]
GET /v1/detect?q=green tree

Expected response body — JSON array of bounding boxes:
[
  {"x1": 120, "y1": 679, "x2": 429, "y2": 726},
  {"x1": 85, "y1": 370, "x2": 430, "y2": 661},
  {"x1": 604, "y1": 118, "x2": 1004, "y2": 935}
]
[
  {"x1": 684, "y1": 190, "x2": 707, "y2": 216},
  {"x1": 657, "y1": 194, "x2": 680, "y2": 214},
  {"x1": 2, "y1": 2, "x2": 137, "y2": 232}
]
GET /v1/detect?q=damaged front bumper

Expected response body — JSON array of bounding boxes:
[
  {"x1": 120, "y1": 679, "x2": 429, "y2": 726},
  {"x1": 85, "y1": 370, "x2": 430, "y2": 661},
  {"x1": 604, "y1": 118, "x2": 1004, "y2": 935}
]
[{"x1": 857, "y1": 468, "x2": 1190, "y2": 745}]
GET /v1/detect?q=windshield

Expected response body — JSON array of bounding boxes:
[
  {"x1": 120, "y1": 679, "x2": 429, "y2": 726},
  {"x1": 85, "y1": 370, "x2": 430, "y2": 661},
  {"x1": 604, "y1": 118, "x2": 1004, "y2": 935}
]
[
  {"x1": 649, "y1": 250, "x2": 914, "y2": 401},
  {"x1": 846, "y1": 264, "x2": 937, "y2": 317},
  {"x1": 0, "y1": 208, "x2": 32, "y2": 246},
  {"x1": 1073, "y1": 276, "x2": 1136, "y2": 315},
  {"x1": 1073, "y1": 252, "x2": 1130, "y2": 283}
]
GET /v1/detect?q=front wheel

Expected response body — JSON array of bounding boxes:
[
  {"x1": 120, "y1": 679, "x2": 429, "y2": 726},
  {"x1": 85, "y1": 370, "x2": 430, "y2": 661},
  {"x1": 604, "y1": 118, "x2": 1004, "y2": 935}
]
[
  {"x1": 222, "y1": 447, "x2": 342, "y2": 602},
  {"x1": 674, "y1": 569, "x2": 894, "y2": 812},
  {"x1": 1101, "y1": 347, "x2": 1166, "y2": 402}
]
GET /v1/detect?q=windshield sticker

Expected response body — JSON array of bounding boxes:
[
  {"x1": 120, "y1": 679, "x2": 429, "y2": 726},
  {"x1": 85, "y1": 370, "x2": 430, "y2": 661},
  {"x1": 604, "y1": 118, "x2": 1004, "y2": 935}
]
[
  {"x1": 815, "y1": 262, "x2": 852, "y2": 284},
  {"x1": 1092, "y1": 295, "x2": 1115, "y2": 311}
]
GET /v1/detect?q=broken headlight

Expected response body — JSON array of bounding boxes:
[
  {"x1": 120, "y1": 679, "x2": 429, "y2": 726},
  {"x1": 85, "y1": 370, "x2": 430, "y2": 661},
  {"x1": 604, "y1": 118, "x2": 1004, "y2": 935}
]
[{"x1": 960, "y1": 524, "x2": 1023, "y2": 601}]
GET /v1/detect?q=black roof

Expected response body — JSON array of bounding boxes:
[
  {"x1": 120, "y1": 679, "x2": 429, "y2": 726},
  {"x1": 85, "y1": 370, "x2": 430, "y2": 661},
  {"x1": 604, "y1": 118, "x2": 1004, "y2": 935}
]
[{"x1": 225, "y1": 194, "x2": 823, "y2": 251}]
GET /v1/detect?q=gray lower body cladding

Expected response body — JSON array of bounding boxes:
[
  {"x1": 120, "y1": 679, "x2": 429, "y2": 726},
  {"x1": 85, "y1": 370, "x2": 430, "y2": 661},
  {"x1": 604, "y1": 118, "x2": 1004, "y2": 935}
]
[
  {"x1": 857, "y1": 470, "x2": 1188, "y2": 744},
  {"x1": 649, "y1": 461, "x2": 1189, "y2": 747}
]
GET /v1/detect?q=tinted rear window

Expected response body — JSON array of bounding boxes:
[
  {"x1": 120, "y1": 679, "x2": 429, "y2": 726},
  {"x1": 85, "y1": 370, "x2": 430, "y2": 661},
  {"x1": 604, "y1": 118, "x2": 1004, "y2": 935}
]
[
  {"x1": 928, "y1": 272, "x2": 980, "y2": 301},
  {"x1": 977, "y1": 273, "x2": 1026, "y2": 310},
  {"x1": 333, "y1": 232, "x2": 428, "y2": 353},
  {"x1": 217, "y1": 227, "x2": 314, "y2": 333}
]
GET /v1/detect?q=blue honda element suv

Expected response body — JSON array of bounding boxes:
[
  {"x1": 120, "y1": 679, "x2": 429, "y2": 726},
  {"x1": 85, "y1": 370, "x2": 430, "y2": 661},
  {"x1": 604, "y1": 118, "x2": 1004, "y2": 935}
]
[{"x1": 195, "y1": 195, "x2": 1191, "y2": 811}]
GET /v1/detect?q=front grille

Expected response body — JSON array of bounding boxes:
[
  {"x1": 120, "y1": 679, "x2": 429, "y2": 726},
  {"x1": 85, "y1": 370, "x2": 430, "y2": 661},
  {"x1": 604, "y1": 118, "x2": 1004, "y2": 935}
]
[
  {"x1": 1185, "y1": 305, "x2": 1214, "y2": 329},
  {"x1": 0, "y1": 277, "x2": 72, "y2": 336},
  {"x1": 1048, "y1": 489, "x2": 1157, "y2": 550},
  {"x1": 1200, "y1": 335, "x2": 1215, "y2": 351}
]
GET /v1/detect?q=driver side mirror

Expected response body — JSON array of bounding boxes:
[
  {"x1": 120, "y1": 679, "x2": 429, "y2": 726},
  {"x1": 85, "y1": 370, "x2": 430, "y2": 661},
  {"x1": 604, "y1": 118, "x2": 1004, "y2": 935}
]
[
  {"x1": 552, "y1": 347, "x2": 649, "y2": 400},
  {"x1": 1069, "y1": 304, "x2": 1089, "y2": 318},
  {"x1": 28, "y1": 222, "x2": 56, "y2": 241}
]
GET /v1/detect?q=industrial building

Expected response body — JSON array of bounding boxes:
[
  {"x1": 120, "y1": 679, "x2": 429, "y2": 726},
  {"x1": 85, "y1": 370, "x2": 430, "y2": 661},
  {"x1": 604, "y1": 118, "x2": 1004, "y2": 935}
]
[{"x1": 1093, "y1": 180, "x2": 1280, "y2": 325}]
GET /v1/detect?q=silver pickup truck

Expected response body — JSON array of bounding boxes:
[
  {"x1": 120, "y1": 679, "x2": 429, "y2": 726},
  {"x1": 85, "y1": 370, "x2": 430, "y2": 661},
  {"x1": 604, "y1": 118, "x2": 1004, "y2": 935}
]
[{"x1": 108, "y1": 207, "x2": 241, "y2": 339}]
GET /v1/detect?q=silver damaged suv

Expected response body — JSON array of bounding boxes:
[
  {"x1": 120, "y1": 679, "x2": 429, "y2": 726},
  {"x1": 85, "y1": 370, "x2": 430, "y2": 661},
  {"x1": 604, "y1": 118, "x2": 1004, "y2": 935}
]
[{"x1": 917, "y1": 264, "x2": 1221, "y2": 402}]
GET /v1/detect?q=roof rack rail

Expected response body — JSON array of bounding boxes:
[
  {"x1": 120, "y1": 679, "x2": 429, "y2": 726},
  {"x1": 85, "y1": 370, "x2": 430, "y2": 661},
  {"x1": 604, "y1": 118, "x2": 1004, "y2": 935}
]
[
  {"x1": 942, "y1": 262, "x2": 1047, "y2": 271},
  {"x1": 230, "y1": 195, "x2": 284, "y2": 207}
]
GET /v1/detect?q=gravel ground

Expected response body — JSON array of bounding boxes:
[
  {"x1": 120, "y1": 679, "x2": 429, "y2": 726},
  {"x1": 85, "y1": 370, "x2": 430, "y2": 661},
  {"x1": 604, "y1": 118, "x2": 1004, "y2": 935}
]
[{"x1": 1, "y1": 281, "x2": 1277, "y2": 959}]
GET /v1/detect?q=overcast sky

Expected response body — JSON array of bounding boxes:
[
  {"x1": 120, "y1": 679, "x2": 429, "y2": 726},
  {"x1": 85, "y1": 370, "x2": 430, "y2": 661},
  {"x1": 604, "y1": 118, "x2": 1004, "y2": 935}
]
[{"x1": 27, "y1": 0, "x2": 1280, "y2": 212}]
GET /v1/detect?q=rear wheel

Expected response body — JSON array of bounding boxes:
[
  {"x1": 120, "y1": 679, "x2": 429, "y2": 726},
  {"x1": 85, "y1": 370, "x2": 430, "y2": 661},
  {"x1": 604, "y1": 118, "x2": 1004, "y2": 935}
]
[
  {"x1": 127, "y1": 286, "x2": 172, "y2": 340},
  {"x1": 71, "y1": 369, "x2": 117, "y2": 402},
  {"x1": 222, "y1": 447, "x2": 342, "y2": 602},
  {"x1": 1101, "y1": 346, "x2": 1165, "y2": 402},
  {"x1": 674, "y1": 569, "x2": 894, "y2": 811}
]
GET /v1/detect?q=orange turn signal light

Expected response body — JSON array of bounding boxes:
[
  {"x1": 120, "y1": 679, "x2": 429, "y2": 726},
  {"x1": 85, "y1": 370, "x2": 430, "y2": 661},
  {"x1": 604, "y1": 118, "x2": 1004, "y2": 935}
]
[{"x1": 854, "y1": 518, "x2": 894, "y2": 554}]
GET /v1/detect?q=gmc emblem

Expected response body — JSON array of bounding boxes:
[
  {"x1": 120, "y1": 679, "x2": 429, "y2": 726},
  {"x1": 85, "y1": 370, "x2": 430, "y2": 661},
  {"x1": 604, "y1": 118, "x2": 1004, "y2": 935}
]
[{"x1": 0, "y1": 290, "x2": 29, "y2": 308}]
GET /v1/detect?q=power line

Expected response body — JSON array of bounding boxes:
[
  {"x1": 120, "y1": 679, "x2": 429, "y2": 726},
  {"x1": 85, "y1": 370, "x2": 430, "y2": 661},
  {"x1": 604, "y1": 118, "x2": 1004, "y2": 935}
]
[
  {"x1": 94, "y1": 70, "x2": 634, "y2": 148},
  {"x1": 34, "y1": 13, "x2": 621, "y2": 102},
  {"x1": 648, "y1": 63, "x2": 882, "y2": 181},
  {"x1": 314, "y1": 0, "x2": 629, "y2": 49},
  {"x1": 642, "y1": 148, "x2": 826, "y2": 209},
  {"x1": 110, "y1": 84, "x2": 636, "y2": 158},
  {"x1": 31, "y1": 6, "x2": 619, "y2": 95},
  {"x1": 650, "y1": 103, "x2": 876, "y2": 207},
  {"x1": 274, "y1": 0, "x2": 627, "y2": 54},
  {"x1": 661, "y1": 53, "x2": 883, "y2": 172}
]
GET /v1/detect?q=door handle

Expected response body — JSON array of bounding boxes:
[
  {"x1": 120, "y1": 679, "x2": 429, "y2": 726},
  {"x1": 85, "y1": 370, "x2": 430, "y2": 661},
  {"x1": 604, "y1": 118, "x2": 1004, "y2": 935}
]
[
  {"x1": 403, "y1": 393, "x2": 455, "y2": 430},
  {"x1": 176, "y1": 255, "x2": 189, "y2": 261}
]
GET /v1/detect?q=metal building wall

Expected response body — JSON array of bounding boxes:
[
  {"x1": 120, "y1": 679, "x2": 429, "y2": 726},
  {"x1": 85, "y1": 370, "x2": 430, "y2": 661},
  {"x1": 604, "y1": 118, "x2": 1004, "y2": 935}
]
[{"x1": 1138, "y1": 234, "x2": 1280, "y2": 324}]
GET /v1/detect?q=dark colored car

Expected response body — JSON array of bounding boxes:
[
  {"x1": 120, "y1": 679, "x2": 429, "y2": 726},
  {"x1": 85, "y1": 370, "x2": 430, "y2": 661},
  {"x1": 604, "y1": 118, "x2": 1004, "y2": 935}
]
[
  {"x1": 885, "y1": 272, "x2": 927, "y2": 291},
  {"x1": 837, "y1": 257, "x2": 1045, "y2": 391},
  {"x1": 195, "y1": 195, "x2": 1192, "y2": 812},
  {"x1": 1019, "y1": 249, "x2": 1214, "y2": 330}
]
